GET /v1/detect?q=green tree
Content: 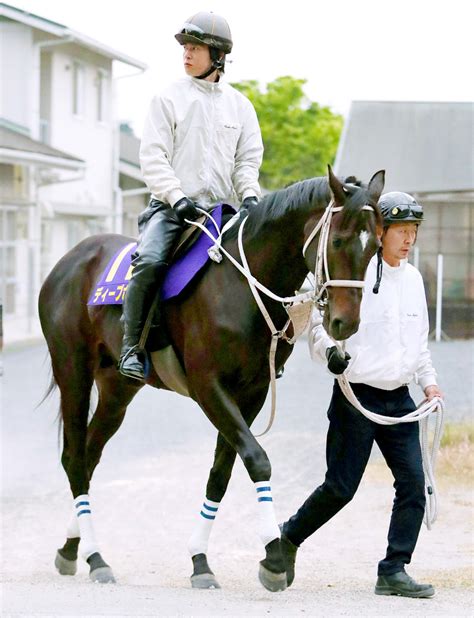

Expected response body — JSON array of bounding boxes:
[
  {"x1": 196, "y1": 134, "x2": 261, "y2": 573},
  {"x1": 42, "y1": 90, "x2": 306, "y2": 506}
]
[{"x1": 232, "y1": 76, "x2": 343, "y2": 190}]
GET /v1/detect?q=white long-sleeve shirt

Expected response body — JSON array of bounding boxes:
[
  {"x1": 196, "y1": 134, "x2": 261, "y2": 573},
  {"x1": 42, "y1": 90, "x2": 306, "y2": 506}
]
[
  {"x1": 309, "y1": 255, "x2": 438, "y2": 391},
  {"x1": 139, "y1": 76, "x2": 263, "y2": 209}
]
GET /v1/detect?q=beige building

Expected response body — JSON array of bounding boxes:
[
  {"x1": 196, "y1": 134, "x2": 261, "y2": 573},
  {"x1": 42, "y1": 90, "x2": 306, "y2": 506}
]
[{"x1": 335, "y1": 101, "x2": 474, "y2": 338}]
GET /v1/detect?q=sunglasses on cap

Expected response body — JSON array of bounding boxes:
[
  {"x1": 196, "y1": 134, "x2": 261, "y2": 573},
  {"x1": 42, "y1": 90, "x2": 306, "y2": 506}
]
[{"x1": 388, "y1": 203, "x2": 423, "y2": 219}]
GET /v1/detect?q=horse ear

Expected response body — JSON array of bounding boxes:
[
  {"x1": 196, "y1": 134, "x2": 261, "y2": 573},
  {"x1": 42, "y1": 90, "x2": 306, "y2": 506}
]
[
  {"x1": 327, "y1": 164, "x2": 346, "y2": 205},
  {"x1": 367, "y1": 170, "x2": 385, "y2": 203}
]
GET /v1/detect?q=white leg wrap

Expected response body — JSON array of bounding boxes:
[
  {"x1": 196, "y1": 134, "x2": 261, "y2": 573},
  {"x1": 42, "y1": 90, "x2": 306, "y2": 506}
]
[
  {"x1": 74, "y1": 494, "x2": 100, "y2": 560},
  {"x1": 255, "y1": 481, "x2": 280, "y2": 547},
  {"x1": 188, "y1": 498, "x2": 220, "y2": 557},
  {"x1": 66, "y1": 509, "x2": 80, "y2": 539}
]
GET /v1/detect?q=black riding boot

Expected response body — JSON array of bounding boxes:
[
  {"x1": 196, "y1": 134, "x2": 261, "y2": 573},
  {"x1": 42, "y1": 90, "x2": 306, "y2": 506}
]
[{"x1": 118, "y1": 262, "x2": 166, "y2": 381}]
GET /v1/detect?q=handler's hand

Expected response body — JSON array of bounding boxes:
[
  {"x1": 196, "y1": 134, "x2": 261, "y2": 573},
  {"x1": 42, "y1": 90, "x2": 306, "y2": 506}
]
[
  {"x1": 424, "y1": 384, "x2": 444, "y2": 401},
  {"x1": 326, "y1": 346, "x2": 351, "y2": 375}
]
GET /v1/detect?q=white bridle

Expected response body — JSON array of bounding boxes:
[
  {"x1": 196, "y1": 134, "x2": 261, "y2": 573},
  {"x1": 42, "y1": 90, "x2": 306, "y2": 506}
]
[
  {"x1": 303, "y1": 200, "x2": 376, "y2": 310},
  {"x1": 186, "y1": 201, "x2": 377, "y2": 435}
]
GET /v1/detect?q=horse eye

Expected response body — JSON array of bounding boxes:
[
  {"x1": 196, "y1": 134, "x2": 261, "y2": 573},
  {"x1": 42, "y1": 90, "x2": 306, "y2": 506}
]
[{"x1": 333, "y1": 238, "x2": 343, "y2": 249}]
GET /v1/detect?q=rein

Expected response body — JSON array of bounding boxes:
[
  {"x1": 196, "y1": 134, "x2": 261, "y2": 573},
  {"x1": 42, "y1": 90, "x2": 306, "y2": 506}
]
[{"x1": 187, "y1": 201, "x2": 375, "y2": 437}]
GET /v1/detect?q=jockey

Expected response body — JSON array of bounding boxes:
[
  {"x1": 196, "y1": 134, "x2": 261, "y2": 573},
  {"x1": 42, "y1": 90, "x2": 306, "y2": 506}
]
[
  {"x1": 118, "y1": 11, "x2": 264, "y2": 381},
  {"x1": 280, "y1": 191, "x2": 444, "y2": 598}
]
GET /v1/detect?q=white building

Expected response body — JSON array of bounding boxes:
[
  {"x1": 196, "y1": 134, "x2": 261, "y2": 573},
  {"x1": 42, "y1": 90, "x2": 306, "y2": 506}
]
[{"x1": 0, "y1": 2, "x2": 148, "y2": 345}]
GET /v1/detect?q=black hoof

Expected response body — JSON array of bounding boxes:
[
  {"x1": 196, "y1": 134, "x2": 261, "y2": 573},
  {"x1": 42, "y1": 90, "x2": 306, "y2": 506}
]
[
  {"x1": 280, "y1": 529, "x2": 298, "y2": 587},
  {"x1": 258, "y1": 538, "x2": 287, "y2": 592},
  {"x1": 191, "y1": 573, "x2": 221, "y2": 589},
  {"x1": 190, "y1": 553, "x2": 220, "y2": 589},
  {"x1": 55, "y1": 538, "x2": 80, "y2": 576},
  {"x1": 55, "y1": 550, "x2": 77, "y2": 576},
  {"x1": 258, "y1": 563, "x2": 287, "y2": 592},
  {"x1": 87, "y1": 552, "x2": 116, "y2": 584}
]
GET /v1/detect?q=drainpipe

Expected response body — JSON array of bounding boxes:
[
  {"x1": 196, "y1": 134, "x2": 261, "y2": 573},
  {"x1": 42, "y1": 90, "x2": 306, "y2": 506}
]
[{"x1": 111, "y1": 69, "x2": 147, "y2": 234}]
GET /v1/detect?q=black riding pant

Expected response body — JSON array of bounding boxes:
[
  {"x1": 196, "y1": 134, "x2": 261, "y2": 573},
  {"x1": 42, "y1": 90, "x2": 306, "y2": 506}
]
[
  {"x1": 284, "y1": 381, "x2": 425, "y2": 576},
  {"x1": 132, "y1": 199, "x2": 184, "y2": 278}
]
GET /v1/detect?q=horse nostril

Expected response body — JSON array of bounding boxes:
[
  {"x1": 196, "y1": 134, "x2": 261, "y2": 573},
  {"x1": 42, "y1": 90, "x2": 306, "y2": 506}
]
[{"x1": 331, "y1": 318, "x2": 343, "y2": 340}]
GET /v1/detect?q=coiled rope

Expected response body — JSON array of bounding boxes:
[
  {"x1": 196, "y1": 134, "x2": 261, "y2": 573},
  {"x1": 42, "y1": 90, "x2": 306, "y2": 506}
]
[{"x1": 335, "y1": 364, "x2": 445, "y2": 529}]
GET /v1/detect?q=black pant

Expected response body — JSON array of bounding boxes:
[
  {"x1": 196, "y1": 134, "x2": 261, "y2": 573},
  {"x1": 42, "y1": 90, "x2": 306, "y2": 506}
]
[
  {"x1": 120, "y1": 200, "x2": 185, "y2": 354},
  {"x1": 284, "y1": 381, "x2": 426, "y2": 576},
  {"x1": 133, "y1": 199, "x2": 184, "y2": 274}
]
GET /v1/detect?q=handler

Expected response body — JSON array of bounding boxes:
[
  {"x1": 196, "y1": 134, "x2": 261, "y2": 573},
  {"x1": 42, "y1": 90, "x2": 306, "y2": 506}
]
[
  {"x1": 119, "y1": 11, "x2": 263, "y2": 381},
  {"x1": 281, "y1": 191, "x2": 443, "y2": 598}
]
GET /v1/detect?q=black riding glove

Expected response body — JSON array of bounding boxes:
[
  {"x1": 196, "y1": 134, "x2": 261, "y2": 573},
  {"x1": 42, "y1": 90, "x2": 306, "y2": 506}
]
[
  {"x1": 173, "y1": 197, "x2": 200, "y2": 224},
  {"x1": 326, "y1": 346, "x2": 351, "y2": 375},
  {"x1": 241, "y1": 196, "x2": 259, "y2": 209}
]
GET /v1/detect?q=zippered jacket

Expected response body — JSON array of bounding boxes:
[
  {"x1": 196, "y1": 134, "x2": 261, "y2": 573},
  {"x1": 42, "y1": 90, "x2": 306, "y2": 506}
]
[
  {"x1": 309, "y1": 256, "x2": 438, "y2": 391},
  {"x1": 139, "y1": 76, "x2": 263, "y2": 209}
]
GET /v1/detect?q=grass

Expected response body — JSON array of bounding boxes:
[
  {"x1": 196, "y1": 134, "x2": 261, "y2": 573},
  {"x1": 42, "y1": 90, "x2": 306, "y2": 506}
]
[{"x1": 437, "y1": 421, "x2": 473, "y2": 483}]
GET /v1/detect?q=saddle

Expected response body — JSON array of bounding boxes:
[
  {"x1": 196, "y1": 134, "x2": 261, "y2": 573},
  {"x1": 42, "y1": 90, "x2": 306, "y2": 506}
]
[
  {"x1": 88, "y1": 204, "x2": 236, "y2": 307},
  {"x1": 88, "y1": 204, "x2": 237, "y2": 396}
]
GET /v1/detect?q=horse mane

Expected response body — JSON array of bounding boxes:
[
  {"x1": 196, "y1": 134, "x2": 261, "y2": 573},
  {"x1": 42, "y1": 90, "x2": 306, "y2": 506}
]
[{"x1": 227, "y1": 176, "x2": 330, "y2": 240}]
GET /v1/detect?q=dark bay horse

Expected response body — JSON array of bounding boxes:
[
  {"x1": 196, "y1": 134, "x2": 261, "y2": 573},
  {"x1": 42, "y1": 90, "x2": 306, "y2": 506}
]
[{"x1": 38, "y1": 167, "x2": 384, "y2": 590}]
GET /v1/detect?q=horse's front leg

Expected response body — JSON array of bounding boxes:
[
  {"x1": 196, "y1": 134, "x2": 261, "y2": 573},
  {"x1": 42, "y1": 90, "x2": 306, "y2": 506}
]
[{"x1": 191, "y1": 379, "x2": 286, "y2": 592}]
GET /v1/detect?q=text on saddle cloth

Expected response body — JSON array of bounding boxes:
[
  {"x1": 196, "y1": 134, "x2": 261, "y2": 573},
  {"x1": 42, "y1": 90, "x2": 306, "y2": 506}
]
[{"x1": 87, "y1": 204, "x2": 229, "y2": 306}]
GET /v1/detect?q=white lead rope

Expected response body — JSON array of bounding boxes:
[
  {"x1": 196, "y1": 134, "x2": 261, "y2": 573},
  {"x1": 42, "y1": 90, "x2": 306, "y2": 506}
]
[{"x1": 335, "y1": 368, "x2": 445, "y2": 529}]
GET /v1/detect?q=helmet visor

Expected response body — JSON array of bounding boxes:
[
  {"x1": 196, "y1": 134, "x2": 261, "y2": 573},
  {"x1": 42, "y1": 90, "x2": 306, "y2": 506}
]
[{"x1": 387, "y1": 203, "x2": 423, "y2": 220}]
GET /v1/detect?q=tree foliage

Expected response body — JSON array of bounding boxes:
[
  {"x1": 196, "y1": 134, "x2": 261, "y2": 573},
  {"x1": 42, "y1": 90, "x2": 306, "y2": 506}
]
[{"x1": 232, "y1": 76, "x2": 343, "y2": 190}]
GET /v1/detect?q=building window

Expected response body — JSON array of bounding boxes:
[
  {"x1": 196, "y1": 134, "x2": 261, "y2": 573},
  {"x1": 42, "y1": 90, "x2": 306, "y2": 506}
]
[
  {"x1": 72, "y1": 61, "x2": 85, "y2": 116},
  {"x1": 96, "y1": 70, "x2": 107, "y2": 123}
]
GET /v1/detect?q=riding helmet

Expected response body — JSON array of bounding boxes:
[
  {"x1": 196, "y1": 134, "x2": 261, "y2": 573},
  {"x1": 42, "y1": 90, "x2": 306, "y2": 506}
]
[
  {"x1": 378, "y1": 191, "x2": 424, "y2": 225},
  {"x1": 175, "y1": 11, "x2": 233, "y2": 54}
]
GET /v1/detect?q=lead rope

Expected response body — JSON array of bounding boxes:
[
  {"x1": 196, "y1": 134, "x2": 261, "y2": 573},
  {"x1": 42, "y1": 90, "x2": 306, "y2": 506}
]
[{"x1": 333, "y1": 343, "x2": 445, "y2": 529}]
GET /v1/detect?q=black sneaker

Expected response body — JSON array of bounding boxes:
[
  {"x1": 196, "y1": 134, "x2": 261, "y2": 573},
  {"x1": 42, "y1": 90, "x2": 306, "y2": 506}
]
[
  {"x1": 279, "y1": 524, "x2": 298, "y2": 587},
  {"x1": 375, "y1": 571, "x2": 435, "y2": 598}
]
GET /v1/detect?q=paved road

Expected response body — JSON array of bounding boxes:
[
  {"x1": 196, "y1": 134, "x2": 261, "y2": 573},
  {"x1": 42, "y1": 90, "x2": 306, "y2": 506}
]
[
  {"x1": 2, "y1": 337, "x2": 472, "y2": 497},
  {"x1": 1, "y1": 338, "x2": 472, "y2": 617}
]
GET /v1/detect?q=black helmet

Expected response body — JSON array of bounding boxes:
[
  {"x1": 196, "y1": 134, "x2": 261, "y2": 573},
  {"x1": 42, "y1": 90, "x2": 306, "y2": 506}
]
[
  {"x1": 378, "y1": 192, "x2": 424, "y2": 226},
  {"x1": 175, "y1": 11, "x2": 233, "y2": 54}
]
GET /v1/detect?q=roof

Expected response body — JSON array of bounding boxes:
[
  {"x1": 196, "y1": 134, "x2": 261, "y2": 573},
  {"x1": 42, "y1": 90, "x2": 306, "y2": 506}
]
[
  {"x1": 0, "y1": 2, "x2": 148, "y2": 70},
  {"x1": 334, "y1": 101, "x2": 474, "y2": 193},
  {"x1": 0, "y1": 125, "x2": 85, "y2": 169}
]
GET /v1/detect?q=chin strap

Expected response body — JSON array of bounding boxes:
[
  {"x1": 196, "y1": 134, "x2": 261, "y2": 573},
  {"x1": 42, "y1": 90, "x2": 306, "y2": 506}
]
[
  {"x1": 196, "y1": 48, "x2": 225, "y2": 80},
  {"x1": 372, "y1": 246, "x2": 383, "y2": 294}
]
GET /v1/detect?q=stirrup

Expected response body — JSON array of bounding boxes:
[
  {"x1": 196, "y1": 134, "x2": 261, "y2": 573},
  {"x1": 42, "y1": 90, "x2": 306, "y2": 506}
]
[{"x1": 118, "y1": 347, "x2": 145, "y2": 382}]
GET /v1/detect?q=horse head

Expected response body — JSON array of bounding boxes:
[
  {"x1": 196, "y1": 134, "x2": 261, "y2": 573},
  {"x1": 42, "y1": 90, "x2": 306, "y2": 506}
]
[{"x1": 304, "y1": 165, "x2": 385, "y2": 340}]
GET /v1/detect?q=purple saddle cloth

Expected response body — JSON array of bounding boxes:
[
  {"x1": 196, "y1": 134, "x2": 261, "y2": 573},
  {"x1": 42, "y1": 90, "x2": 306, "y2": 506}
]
[{"x1": 88, "y1": 204, "x2": 230, "y2": 306}]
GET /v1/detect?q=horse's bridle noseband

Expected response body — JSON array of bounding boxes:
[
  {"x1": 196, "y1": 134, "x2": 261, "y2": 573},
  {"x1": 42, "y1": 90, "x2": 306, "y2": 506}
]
[{"x1": 303, "y1": 201, "x2": 376, "y2": 310}]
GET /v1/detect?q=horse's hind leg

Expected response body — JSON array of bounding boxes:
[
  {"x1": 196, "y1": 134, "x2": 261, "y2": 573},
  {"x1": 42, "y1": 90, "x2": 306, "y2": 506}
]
[
  {"x1": 52, "y1": 345, "x2": 114, "y2": 583},
  {"x1": 57, "y1": 365, "x2": 141, "y2": 582}
]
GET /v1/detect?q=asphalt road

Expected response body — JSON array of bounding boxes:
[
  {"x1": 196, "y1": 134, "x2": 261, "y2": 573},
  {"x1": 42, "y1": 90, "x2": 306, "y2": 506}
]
[
  {"x1": 1, "y1": 338, "x2": 472, "y2": 617},
  {"x1": 2, "y1": 337, "x2": 472, "y2": 498}
]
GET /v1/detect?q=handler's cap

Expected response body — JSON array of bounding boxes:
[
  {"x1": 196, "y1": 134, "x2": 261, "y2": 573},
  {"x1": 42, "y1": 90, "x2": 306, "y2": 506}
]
[
  {"x1": 378, "y1": 192, "x2": 424, "y2": 225},
  {"x1": 175, "y1": 11, "x2": 233, "y2": 54}
]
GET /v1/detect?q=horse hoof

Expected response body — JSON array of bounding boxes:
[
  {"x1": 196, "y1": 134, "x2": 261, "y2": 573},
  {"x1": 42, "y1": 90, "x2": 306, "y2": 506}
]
[
  {"x1": 55, "y1": 551, "x2": 77, "y2": 576},
  {"x1": 191, "y1": 573, "x2": 221, "y2": 589},
  {"x1": 258, "y1": 563, "x2": 287, "y2": 592},
  {"x1": 90, "y1": 566, "x2": 116, "y2": 584}
]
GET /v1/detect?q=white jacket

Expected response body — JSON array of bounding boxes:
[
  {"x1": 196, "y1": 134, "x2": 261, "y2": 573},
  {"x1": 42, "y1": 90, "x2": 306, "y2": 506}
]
[
  {"x1": 309, "y1": 255, "x2": 438, "y2": 391},
  {"x1": 139, "y1": 76, "x2": 263, "y2": 209}
]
